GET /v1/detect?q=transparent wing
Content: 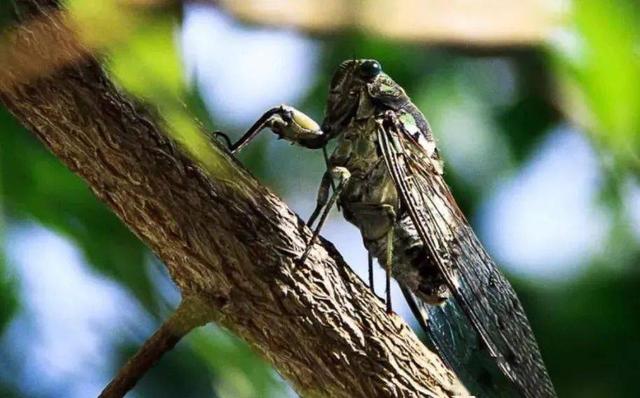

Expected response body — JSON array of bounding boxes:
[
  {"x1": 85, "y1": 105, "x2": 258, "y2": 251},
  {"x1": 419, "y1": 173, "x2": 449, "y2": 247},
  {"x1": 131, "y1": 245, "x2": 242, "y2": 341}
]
[
  {"x1": 402, "y1": 288, "x2": 523, "y2": 398},
  {"x1": 377, "y1": 113, "x2": 556, "y2": 398}
]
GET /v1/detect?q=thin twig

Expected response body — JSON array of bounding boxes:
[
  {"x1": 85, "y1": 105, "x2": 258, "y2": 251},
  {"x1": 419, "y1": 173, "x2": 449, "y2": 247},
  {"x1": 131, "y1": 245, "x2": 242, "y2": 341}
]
[{"x1": 99, "y1": 297, "x2": 210, "y2": 398}]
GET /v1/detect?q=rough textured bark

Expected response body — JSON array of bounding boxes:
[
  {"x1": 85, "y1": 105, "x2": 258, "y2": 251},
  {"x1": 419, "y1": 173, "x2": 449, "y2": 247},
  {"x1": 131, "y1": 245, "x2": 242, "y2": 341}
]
[{"x1": 1, "y1": 1, "x2": 467, "y2": 397}]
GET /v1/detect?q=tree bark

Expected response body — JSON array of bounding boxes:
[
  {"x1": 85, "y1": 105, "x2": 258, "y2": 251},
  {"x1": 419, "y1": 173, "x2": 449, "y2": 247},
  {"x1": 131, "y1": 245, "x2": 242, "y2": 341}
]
[{"x1": 1, "y1": 1, "x2": 467, "y2": 397}]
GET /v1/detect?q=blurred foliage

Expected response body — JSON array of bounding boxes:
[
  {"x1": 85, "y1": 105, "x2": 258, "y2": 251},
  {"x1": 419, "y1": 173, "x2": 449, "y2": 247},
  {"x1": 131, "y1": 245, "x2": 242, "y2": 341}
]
[
  {"x1": 188, "y1": 328, "x2": 287, "y2": 398},
  {"x1": 551, "y1": 0, "x2": 640, "y2": 169},
  {"x1": 0, "y1": 258, "x2": 17, "y2": 337},
  {"x1": 0, "y1": 169, "x2": 18, "y2": 338},
  {"x1": 115, "y1": 338, "x2": 216, "y2": 398},
  {"x1": 0, "y1": 0, "x2": 639, "y2": 397},
  {"x1": 530, "y1": 263, "x2": 640, "y2": 398},
  {"x1": 84, "y1": 0, "x2": 235, "y2": 179},
  {"x1": 0, "y1": 107, "x2": 154, "y2": 307},
  {"x1": 0, "y1": 2, "x2": 15, "y2": 29},
  {"x1": 510, "y1": 257, "x2": 640, "y2": 397}
]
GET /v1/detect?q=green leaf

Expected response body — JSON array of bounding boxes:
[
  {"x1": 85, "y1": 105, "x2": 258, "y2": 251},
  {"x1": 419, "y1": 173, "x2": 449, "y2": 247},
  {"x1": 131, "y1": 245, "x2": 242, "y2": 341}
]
[
  {"x1": 551, "y1": 0, "x2": 640, "y2": 166},
  {"x1": 107, "y1": 13, "x2": 186, "y2": 105}
]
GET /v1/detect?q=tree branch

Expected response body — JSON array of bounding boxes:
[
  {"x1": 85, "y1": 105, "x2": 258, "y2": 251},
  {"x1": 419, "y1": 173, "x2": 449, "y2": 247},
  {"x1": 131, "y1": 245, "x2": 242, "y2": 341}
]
[{"x1": 1, "y1": 1, "x2": 467, "y2": 396}]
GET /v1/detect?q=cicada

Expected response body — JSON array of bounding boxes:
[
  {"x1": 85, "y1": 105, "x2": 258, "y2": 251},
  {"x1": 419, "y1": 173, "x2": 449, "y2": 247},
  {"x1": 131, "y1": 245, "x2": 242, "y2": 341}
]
[{"x1": 225, "y1": 59, "x2": 556, "y2": 398}]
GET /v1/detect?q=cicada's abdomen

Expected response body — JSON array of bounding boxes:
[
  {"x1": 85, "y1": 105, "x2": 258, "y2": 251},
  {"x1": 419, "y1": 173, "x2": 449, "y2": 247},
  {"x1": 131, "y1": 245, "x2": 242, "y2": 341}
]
[{"x1": 363, "y1": 213, "x2": 450, "y2": 305}]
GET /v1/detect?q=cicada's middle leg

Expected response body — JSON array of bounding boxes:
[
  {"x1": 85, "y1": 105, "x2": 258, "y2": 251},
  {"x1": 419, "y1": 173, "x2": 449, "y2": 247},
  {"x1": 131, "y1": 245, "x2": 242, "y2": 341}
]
[
  {"x1": 299, "y1": 167, "x2": 351, "y2": 264},
  {"x1": 307, "y1": 170, "x2": 333, "y2": 229}
]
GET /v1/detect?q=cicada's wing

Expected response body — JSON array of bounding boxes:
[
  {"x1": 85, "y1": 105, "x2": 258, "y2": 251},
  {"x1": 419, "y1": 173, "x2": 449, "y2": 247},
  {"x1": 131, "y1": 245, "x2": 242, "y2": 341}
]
[
  {"x1": 377, "y1": 113, "x2": 556, "y2": 398},
  {"x1": 401, "y1": 288, "x2": 522, "y2": 398}
]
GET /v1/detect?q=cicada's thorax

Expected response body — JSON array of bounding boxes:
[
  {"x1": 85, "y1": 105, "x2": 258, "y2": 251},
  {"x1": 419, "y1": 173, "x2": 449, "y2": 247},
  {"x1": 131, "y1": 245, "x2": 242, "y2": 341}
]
[
  {"x1": 327, "y1": 108, "x2": 448, "y2": 305},
  {"x1": 329, "y1": 115, "x2": 398, "y2": 242}
]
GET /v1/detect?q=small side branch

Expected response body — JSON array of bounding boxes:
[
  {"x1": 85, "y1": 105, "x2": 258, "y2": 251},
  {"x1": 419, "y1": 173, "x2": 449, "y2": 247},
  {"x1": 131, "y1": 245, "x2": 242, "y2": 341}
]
[{"x1": 99, "y1": 297, "x2": 211, "y2": 398}]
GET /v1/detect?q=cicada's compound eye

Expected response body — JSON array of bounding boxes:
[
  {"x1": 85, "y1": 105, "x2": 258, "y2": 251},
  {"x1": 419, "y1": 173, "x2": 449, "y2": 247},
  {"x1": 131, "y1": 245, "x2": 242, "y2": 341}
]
[{"x1": 358, "y1": 60, "x2": 382, "y2": 80}]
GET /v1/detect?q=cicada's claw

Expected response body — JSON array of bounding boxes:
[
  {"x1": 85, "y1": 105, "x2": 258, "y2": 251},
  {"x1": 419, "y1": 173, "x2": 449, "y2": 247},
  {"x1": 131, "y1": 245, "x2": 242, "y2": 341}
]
[{"x1": 210, "y1": 130, "x2": 233, "y2": 151}]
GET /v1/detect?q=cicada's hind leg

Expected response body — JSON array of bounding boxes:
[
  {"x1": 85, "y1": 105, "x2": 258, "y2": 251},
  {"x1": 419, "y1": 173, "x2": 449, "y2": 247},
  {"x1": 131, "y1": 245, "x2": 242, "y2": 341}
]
[
  {"x1": 374, "y1": 206, "x2": 396, "y2": 313},
  {"x1": 369, "y1": 205, "x2": 396, "y2": 313},
  {"x1": 384, "y1": 227, "x2": 394, "y2": 313},
  {"x1": 346, "y1": 203, "x2": 397, "y2": 311},
  {"x1": 368, "y1": 252, "x2": 375, "y2": 294},
  {"x1": 299, "y1": 167, "x2": 351, "y2": 264}
]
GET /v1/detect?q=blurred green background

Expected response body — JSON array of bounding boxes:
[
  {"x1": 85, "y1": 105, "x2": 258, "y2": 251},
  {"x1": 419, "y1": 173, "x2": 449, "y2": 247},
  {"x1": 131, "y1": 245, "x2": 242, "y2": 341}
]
[{"x1": 0, "y1": 0, "x2": 639, "y2": 397}]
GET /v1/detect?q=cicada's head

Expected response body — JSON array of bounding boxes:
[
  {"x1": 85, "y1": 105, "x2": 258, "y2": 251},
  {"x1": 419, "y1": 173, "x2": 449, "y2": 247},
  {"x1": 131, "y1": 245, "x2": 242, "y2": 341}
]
[
  {"x1": 322, "y1": 59, "x2": 407, "y2": 136},
  {"x1": 322, "y1": 59, "x2": 383, "y2": 135}
]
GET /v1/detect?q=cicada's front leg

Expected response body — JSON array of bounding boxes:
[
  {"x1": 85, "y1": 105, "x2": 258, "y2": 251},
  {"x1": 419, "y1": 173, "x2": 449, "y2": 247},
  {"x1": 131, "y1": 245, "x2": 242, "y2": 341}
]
[
  {"x1": 230, "y1": 105, "x2": 328, "y2": 154},
  {"x1": 223, "y1": 105, "x2": 342, "y2": 261}
]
